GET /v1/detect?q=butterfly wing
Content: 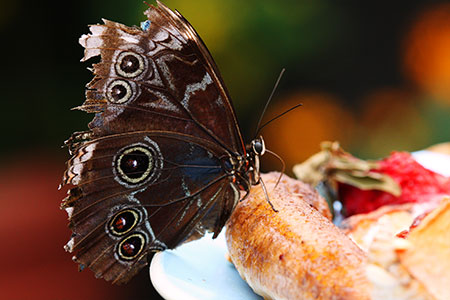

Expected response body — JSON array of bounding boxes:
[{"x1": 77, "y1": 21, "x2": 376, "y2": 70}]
[
  {"x1": 78, "y1": 1, "x2": 244, "y2": 154},
  {"x1": 62, "y1": 1, "x2": 243, "y2": 283}
]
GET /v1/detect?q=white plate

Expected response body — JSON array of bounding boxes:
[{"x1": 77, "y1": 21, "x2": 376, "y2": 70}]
[
  {"x1": 150, "y1": 232, "x2": 262, "y2": 300},
  {"x1": 150, "y1": 150, "x2": 449, "y2": 300},
  {"x1": 412, "y1": 150, "x2": 450, "y2": 177}
]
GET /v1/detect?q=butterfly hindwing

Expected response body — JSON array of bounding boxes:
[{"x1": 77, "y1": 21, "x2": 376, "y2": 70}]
[{"x1": 63, "y1": 132, "x2": 239, "y2": 283}]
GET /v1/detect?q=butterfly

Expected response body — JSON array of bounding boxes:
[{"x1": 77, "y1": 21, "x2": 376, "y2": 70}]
[{"x1": 61, "y1": 1, "x2": 266, "y2": 284}]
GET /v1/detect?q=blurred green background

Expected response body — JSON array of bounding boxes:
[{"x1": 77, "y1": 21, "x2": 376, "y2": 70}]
[{"x1": 1, "y1": 0, "x2": 449, "y2": 299}]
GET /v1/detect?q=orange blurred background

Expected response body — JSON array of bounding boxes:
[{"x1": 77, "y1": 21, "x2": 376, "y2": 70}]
[{"x1": 1, "y1": 0, "x2": 449, "y2": 299}]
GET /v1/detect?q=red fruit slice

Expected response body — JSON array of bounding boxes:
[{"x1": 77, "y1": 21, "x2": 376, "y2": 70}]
[{"x1": 339, "y1": 152, "x2": 450, "y2": 215}]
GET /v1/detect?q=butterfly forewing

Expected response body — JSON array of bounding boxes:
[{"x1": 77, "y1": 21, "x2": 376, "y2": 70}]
[
  {"x1": 79, "y1": 3, "x2": 244, "y2": 153},
  {"x1": 62, "y1": 1, "x2": 247, "y2": 283}
]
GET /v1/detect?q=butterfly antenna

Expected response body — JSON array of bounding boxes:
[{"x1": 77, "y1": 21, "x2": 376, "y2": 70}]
[
  {"x1": 255, "y1": 103, "x2": 303, "y2": 136},
  {"x1": 254, "y1": 68, "x2": 286, "y2": 138},
  {"x1": 259, "y1": 178, "x2": 278, "y2": 212},
  {"x1": 265, "y1": 149, "x2": 285, "y2": 191}
]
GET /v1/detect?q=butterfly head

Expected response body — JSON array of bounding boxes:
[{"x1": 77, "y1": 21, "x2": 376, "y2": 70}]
[{"x1": 247, "y1": 136, "x2": 265, "y2": 185}]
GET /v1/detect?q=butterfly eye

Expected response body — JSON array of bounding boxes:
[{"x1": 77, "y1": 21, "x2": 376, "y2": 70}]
[
  {"x1": 106, "y1": 79, "x2": 133, "y2": 104},
  {"x1": 115, "y1": 145, "x2": 154, "y2": 185},
  {"x1": 117, "y1": 233, "x2": 146, "y2": 261},
  {"x1": 108, "y1": 209, "x2": 140, "y2": 236},
  {"x1": 251, "y1": 137, "x2": 265, "y2": 155},
  {"x1": 115, "y1": 51, "x2": 145, "y2": 78}
]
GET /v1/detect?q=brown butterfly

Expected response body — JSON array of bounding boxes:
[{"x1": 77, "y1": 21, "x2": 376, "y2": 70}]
[{"x1": 61, "y1": 1, "x2": 266, "y2": 284}]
